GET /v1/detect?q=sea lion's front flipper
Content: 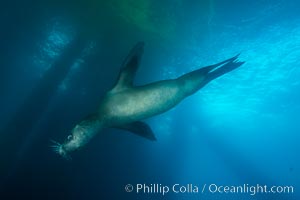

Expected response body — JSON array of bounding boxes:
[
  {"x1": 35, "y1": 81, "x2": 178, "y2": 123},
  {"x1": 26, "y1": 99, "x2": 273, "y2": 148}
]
[
  {"x1": 112, "y1": 42, "x2": 145, "y2": 92},
  {"x1": 115, "y1": 121, "x2": 157, "y2": 141}
]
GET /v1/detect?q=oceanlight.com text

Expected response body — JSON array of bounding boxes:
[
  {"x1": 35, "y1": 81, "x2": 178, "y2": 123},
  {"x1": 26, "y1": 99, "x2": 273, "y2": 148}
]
[{"x1": 124, "y1": 183, "x2": 294, "y2": 196}]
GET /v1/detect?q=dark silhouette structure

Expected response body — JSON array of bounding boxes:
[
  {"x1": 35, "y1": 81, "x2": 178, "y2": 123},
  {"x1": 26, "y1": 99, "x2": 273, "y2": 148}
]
[{"x1": 0, "y1": 37, "x2": 87, "y2": 184}]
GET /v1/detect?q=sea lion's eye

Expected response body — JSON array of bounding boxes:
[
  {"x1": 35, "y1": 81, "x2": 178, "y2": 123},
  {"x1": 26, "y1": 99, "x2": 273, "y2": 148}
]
[{"x1": 67, "y1": 135, "x2": 73, "y2": 140}]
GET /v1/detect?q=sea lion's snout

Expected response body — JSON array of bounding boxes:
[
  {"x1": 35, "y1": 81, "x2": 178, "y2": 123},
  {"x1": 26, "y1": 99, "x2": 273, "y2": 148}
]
[
  {"x1": 58, "y1": 145, "x2": 71, "y2": 160},
  {"x1": 50, "y1": 140, "x2": 72, "y2": 160}
]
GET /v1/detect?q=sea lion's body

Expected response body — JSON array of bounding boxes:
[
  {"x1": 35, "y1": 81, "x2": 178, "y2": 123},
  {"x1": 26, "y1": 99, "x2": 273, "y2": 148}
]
[
  {"x1": 100, "y1": 80, "x2": 182, "y2": 126},
  {"x1": 51, "y1": 42, "x2": 245, "y2": 159}
]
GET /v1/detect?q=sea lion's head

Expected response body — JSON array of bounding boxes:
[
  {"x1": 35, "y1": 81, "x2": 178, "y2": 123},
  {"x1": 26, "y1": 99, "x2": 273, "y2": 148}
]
[{"x1": 51, "y1": 114, "x2": 102, "y2": 160}]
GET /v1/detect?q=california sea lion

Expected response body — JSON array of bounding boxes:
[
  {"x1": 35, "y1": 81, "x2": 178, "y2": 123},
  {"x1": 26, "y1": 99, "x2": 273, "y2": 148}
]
[{"x1": 51, "y1": 42, "x2": 244, "y2": 159}]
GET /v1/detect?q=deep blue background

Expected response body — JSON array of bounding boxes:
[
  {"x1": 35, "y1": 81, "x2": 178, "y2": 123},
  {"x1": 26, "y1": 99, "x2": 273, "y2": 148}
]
[{"x1": 0, "y1": 0, "x2": 299, "y2": 199}]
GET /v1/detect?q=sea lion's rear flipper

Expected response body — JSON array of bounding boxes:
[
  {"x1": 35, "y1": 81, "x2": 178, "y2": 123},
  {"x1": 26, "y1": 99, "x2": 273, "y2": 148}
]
[
  {"x1": 197, "y1": 53, "x2": 240, "y2": 74},
  {"x1": 115, "y1": 121, "x2": 157, "y2": 141},
  {"x1": 205, "y1": 60, "x2": 245, "y2": 83},
  {"x1": 111, "y1": 42, "x2": 145, "y2": 92},
  {"x1": 177, "y1": 54, "x2": 244, "y2": 96}
]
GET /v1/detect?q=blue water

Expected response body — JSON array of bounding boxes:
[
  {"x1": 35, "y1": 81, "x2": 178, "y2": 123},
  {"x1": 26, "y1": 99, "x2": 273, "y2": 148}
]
[{"x1": 0, "y1": 0, "x2": 299, "y2": 199}]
